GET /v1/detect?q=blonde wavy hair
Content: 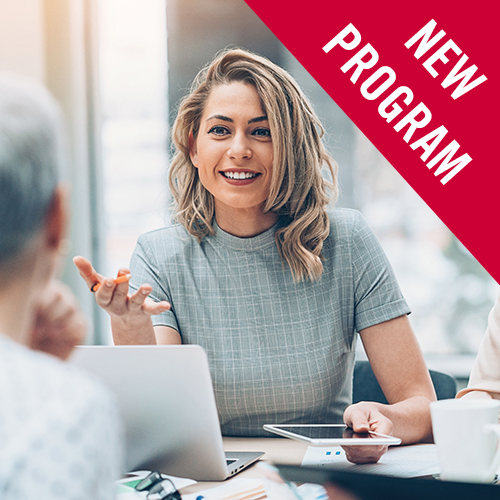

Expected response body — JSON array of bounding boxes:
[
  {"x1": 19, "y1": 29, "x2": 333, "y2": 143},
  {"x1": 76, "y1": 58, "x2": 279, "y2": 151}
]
[{"x1": 169, "y1": 48, "x2": 338, "y2": 282}]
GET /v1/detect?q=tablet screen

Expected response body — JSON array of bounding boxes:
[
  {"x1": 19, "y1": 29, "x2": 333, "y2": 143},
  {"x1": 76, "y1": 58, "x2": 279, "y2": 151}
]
[
  {"x1": 275, "y1": 426, "x2": 370, "y2": 440},
  {"x1": 263, "y1": 424, "x2": 402, "y2": 445}
]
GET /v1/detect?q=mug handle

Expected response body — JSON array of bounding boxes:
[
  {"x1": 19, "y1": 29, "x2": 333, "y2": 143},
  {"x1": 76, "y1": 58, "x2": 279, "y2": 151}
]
[{"x1": 483, "y1": 424, "x2": 500, "y2": 482}]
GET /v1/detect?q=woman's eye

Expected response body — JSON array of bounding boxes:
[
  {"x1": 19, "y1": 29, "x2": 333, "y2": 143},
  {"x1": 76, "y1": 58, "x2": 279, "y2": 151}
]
[
  {"x1": 208, "y1": 126, "x2": 229, "y2": 136},
  {"x1": 253, "y1": 128, "x2": 271, "y2": 138}
]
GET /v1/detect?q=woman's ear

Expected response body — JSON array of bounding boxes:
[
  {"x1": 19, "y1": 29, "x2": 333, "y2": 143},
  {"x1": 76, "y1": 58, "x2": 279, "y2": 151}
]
[{"x1": 188, "y1": 132, "x2": 198, "y2": 168}]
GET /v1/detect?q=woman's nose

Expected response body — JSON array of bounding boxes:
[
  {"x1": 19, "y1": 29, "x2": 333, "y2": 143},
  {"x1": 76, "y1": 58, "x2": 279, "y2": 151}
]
[{"x1": 227, "y1": 132, "x2": 252, "y2": 160}]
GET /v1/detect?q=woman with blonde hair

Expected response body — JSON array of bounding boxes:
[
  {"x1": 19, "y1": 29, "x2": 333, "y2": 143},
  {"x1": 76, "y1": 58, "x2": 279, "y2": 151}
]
[{"x1": 75, "y1": 48, "x2": 435, "y2": 462}]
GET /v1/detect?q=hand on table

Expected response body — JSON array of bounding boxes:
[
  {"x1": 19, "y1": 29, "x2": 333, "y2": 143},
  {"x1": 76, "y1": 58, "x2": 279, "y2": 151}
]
[
  {"x1": 29, "y1": 280, "x2": 87, "y2": 360},
  {"x1": 342, "y1": 402, "x2": 394, "y2": 464}
]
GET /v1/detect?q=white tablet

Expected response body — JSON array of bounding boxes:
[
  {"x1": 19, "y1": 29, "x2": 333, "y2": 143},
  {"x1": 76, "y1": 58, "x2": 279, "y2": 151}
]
[{"x1": 263, "y1": 424, "x2": 401, "y2": 446}]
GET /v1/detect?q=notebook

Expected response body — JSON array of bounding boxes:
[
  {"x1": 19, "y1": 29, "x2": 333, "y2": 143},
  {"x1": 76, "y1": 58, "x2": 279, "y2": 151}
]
[
  {"x1": 71, "y1": 345, "x2": 263, "y2": 480},
  {"x1": 276, "y1": 464, "x2": 500, "y2": 500}
]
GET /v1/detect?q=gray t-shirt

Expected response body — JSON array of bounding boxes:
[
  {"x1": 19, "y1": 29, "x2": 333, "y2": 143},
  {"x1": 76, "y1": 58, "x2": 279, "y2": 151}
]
[{"x1": 130, "y1": 208, "x2": 410, "y2": 436}]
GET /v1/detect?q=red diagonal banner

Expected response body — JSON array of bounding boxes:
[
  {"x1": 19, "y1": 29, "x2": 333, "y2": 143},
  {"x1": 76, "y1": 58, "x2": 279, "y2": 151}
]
[{"x1": 244, "y1": 1, "x2": 499, "y2": 284}]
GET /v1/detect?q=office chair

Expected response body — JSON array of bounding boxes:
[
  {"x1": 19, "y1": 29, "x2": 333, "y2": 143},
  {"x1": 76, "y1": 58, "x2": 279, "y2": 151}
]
[{"x1": 352, "y1": 360, "x2": 457, "y2": 404}]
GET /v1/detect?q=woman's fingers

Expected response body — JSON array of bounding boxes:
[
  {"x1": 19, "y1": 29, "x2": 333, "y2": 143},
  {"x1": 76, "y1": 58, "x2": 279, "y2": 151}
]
[
  {"x1": 94, "y1": 277, "x2": 120, "y2": 308},
  {"x1": 74, "y1": 257, "x2": 131, "y2": 312},
  {"x1": 94, "y1": 278, "x2": 132, "y2": 317},
  {"x1": 342, "y1": 444, "x2": 388, "y2": 465},
  {"x1": 143, "y1": 297, "x2": 171, "y2": 315},
  {"x1": 129, "y1": 286, "x2": 171, "y2": 316},
  {"x1": 110, "y1": 270, "x2": 131, "y2": 300},
  {"x1": 117, "y1": 267, "x2": 130, "y2": 277},
  {"x1": 73, "y1": 258, "x2": 169, "y2": 319},
  {"x1": 128, "y1": 285, "x2": 152, "y2": 311},
  {"x1": 73, "y1": 255, "x2": 103, "y2": 290},
  {"x1": 344, "y1": 403, "x2": 393, "y2": 436},
  {"x1": 342, "y1": 402, "x2": 394, "y2": 464}
]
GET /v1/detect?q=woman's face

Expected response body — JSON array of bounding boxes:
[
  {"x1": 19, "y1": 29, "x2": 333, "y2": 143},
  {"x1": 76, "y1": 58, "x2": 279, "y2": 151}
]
[{"x1": 190, "y1": 82, "x2": 274, "y2": 218}]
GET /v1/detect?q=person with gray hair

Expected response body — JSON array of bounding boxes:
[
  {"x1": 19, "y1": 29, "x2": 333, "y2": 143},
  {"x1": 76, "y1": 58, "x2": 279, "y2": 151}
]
[{"x1": 0, "y1": 74, "x2": 122, "y2": 499}]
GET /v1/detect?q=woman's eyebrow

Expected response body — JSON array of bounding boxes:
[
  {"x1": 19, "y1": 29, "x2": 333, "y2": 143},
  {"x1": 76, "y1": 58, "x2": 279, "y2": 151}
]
[
  {"x1": 206, "y1": 114, "x2": 232, "y2": 123},
  {"x1": 205, "y1": 114, "x2": 268, "y2": 124},
  {"x1": 248, "y1": 115, "x2": 268, "y2": 124}
]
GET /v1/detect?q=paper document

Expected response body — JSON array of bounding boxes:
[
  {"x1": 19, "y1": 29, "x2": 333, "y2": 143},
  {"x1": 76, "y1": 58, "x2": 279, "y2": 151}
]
[
  {"x1": 181, "y1": 467, "x2": 304, "y2": 500},
  {"x1": 182, "y1": 478, "x2": 284, "y2": 500},
  {"x1": 301, "y1": 444, "x2": 440, "y2": 478},
  {"x1": 179, "y1": 464, "x2": 330, "y2": 500}
]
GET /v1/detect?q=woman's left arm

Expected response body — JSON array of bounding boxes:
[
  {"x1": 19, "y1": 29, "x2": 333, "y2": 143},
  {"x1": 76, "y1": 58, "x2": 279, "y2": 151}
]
[{"x1": 343, "y1": 314, "x2": 436, "y2": 463}]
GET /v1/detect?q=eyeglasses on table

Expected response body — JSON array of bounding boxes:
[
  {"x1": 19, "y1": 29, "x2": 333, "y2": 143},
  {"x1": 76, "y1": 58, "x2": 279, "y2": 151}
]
[{"x1": 134, "y1": 471, "x2": 182, "y2": 500}]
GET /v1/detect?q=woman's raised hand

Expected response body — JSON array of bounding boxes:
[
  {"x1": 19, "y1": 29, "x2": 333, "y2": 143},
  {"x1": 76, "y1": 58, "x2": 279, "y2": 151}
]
[{"x1": 73, "y1": 256, "x2": 171, "y2": 344}]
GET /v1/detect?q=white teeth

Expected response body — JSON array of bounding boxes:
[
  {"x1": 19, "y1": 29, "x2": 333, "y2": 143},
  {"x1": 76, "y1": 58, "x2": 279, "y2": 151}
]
[{"x1": 223, "y1": 171, "x2": 258, "y2": 179}]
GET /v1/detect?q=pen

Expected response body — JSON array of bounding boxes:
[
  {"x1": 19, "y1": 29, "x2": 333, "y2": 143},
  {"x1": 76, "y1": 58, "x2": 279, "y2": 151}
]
[{"x1": 91, "y1": 274, "x2": 131, "y2": 292}]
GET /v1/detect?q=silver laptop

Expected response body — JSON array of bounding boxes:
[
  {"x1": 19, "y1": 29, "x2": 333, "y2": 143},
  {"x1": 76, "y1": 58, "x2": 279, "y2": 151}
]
[{"x1": 71, "y1": 345, "x2": 263, "y2": 480}]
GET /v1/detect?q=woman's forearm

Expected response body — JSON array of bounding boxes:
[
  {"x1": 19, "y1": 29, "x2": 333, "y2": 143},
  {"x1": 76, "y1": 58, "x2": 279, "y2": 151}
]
[
  {"x1": 111, "y1": 316, "x2": 157, "y2": 345},
  {"x1": 375, "y1": 396, "x2": 434, "y2": 444}
]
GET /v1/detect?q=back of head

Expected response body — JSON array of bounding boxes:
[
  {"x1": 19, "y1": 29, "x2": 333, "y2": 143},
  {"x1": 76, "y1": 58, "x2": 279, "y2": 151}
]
[{"x1": 0, "y1": 74, "x2": 64, "y2": 267}]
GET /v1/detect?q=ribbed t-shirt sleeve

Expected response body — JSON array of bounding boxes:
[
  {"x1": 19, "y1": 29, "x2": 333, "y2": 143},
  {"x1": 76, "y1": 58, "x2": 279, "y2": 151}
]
[
  {"x1": 129, "y1": 234, "x2": 180, "y2": 332},
  {"x1": 351, "y1": 211, "x2": 411, "y2": 332}
]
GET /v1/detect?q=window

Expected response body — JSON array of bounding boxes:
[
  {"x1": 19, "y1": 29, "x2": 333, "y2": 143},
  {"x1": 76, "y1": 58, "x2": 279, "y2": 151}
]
[{"x1": 98, "y1": 0, "x2": 169, "y2": 342}]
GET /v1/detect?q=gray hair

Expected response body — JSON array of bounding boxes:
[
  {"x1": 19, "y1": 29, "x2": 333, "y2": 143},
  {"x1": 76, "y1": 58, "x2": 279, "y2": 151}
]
[{"x1": 0, "y1": 74, "x2": 65, "y2": 263}]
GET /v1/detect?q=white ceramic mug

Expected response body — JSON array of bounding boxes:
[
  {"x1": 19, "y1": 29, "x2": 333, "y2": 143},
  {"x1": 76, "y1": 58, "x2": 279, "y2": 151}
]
[{"x1": 430, "y1": 398, "x2": 500, "y2": 482}]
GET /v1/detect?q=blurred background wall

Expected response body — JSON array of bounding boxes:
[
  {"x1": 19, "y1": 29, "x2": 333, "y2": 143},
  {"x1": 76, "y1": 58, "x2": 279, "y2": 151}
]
[{"x1": 0, "y1": 0, "x2": 100, "y2": 341}]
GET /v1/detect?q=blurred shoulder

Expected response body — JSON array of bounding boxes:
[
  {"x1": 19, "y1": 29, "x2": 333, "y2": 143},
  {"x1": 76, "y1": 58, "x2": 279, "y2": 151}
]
[
  {"x1": 0, "y1": 336, "x2": 117, "y2": 417},
  {"x1": 0, "y1": 336, "x2": 123, "y2": 498}
]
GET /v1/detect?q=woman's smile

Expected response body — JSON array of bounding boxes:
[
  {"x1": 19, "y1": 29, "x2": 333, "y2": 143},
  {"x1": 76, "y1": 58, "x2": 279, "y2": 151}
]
[{"x1": 220, "y1": 169, "x2": 261, "y2": 183}]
